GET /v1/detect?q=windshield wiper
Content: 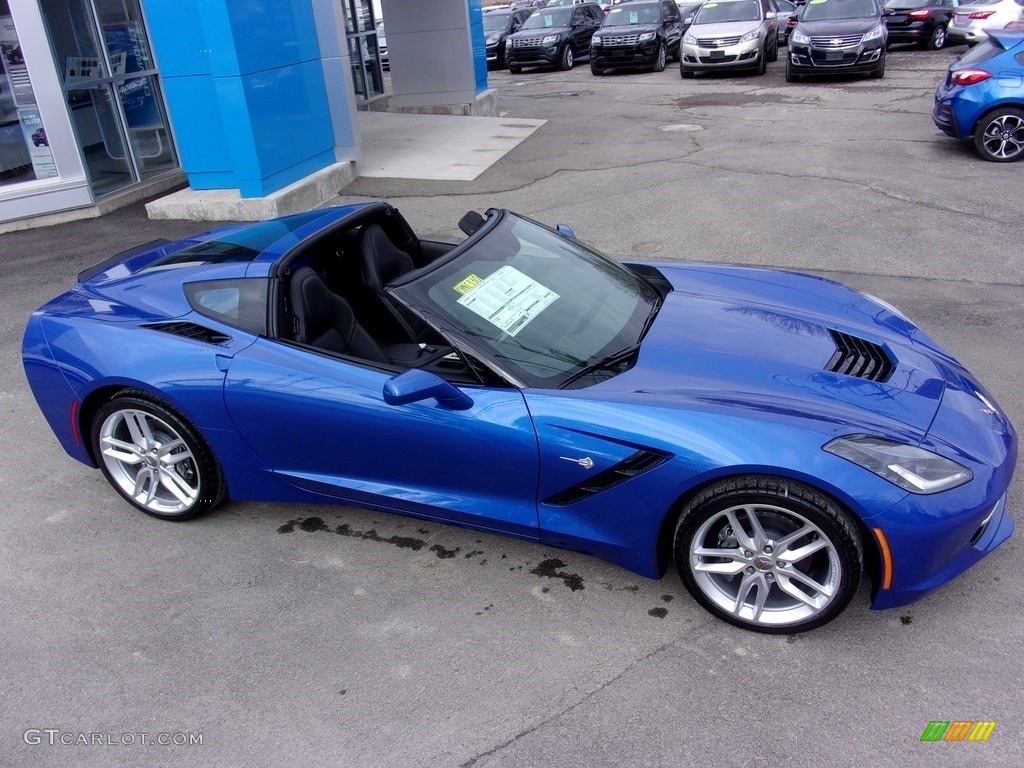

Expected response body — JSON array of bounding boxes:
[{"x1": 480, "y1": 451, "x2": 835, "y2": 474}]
[{"x1": 559, "y1": 344, "x2": 640, "y2": 389}]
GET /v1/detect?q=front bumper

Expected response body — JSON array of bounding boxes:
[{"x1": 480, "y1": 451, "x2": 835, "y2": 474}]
[
  {"x1": 507, "y1": 43, "x2": 562, "y2": 68},
  {"x1": 681, "y1": 38, "x2": 761, "y2": 71},
  {"x1": 787, "y1": 42, "x2": 884, "y2": 75},
  {"x1": 591, "y1": 40, "x2": 660, "y2": 70}
]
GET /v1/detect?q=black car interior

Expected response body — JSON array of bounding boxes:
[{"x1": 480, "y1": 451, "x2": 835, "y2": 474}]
[{"x1": 275, "y1": 203, "x2": 478, "y2": 377}]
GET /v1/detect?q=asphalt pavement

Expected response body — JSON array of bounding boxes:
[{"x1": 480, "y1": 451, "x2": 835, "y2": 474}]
[{"x1": 1, "y1": 46, "x2": 1022, "y2": 768}]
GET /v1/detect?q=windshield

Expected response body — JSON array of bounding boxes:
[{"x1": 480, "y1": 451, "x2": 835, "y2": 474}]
[
  {"x1": 522, "y1": 8, "x2": 573, "y2": 28},
  {"x1": 604, "y1": 3, "x2": 662, "y2": 24},
  {"x1": 694, "y1": 1, "x2": 763, "y2": 23},
  {"x1": 484, "y1": 12, "x2": 512, "y2": 31},
  {"x1": 390, "y1": 212, "x2": 659, "y2": 389},
  {"x1": 802, "y1": 0, "x2": 880, "y2": 20}
]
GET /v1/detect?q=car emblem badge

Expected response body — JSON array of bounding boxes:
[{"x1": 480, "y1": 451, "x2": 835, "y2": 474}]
[
  {"x1": 713, "y1": 39, "x2": 725, "y2": 46},
  {"x1": 560, "y1": 456, "x2": 595, "y2": 469},
  {"x1": 831, "y1": 38, "x2": 842, "y2": 45}
]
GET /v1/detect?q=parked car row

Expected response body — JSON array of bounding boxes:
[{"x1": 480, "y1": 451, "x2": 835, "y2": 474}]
[{"x1": 485, "y1": 0, "x2": 1024, "y2": 163}]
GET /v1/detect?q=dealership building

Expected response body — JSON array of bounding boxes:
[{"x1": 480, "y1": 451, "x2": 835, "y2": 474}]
[{"x1": 0, "y1": 0, "x2": 490, "y2": 228}]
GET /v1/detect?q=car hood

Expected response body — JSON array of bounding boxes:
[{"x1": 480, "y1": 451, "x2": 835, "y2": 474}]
[
  {"x1": 513, "y1": 25, "x2": 572, "y2": 36},
  {"x1": 591, "y1": 264, "x2": 947, "y2": 437},
  {"x1": 599, "y1": 22, "x2": 661, "y2": 34},
  {"x1": 689, "y1": 20, "x2": 765, "y2": 36},
  {"x1": 797, "y1": 18, "x2": 883, "y2": 35}
]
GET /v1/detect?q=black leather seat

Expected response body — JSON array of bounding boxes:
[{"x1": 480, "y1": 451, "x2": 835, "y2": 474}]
[
  {"x1": 289, "y1": 267, "x2": 390, "y2": 363},
  {"x1": 359, "y1": 224, "x2": 430, "y2": 340}
]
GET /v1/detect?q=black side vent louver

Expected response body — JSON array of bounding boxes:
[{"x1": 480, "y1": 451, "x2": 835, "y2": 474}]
[
  {"x1": 143, "y1": 322, "x2": 231, "y2": 345},
  {"x1": 826, "y1": 329, "x2": 894, "y2": 382},
  {"x1": 543, "y1": 450, "x2": 668, "y2": 507}
]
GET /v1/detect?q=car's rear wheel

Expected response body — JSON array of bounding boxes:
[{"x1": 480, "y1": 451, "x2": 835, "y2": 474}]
[
  {"x1": 925, "y1": 24, "x2": 947, "y2": 50},
  {"x1": 559, "y1": 44, "x2": 574, "y2": 71},
  {"x1": 653, "y1": 42, "x2": 666, "y2": 72},
  {"x1": 674, "y1": 476, "x2": 862, "y2": 633},
  {"x1": 973, "y1": 107, "x2": 1024, "y2": 162},
  {"x1": 92, "y1": 392, "x2": 224, "y2": 521}
]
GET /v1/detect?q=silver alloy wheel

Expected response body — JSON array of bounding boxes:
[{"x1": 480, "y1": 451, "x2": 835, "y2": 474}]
[
  {"x1": 688, "y1": 502, "x2": 842, "y2": 627},
  {"x1": 979, "y1": 113, "x2": 1024, "y2": 161},
  {"x1": 98, "y1": 408, "x2": 200, "y2": 515},
  {"x1": 930, "y1": 25, "x2": 946, "y2": 49}
]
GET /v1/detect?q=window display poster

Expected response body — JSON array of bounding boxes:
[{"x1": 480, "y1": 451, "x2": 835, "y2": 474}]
[
  {"x1": 17, "y1": 106, "x2": 56, "y2": 179},
  {"x1": 1, "y1": 15, "x2": 34, "y2": 106}
]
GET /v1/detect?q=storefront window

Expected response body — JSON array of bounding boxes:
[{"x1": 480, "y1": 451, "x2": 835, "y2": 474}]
[
  {"x1": 41, "y1": 0, "x2": 176, "y2": 197},
  {"x1": 0, "y1": 2, "x2": 58, "y2": 188},
  {"x1": 343, "y1": 0, "x2": 384, "y2": 104}
]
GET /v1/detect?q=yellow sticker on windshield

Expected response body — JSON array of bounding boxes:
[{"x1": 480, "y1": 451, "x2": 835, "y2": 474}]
[
  {"x1": 810, "y1": 0, "x2": 826, "y2": 4},
  {"x1": 454, "y1": 274, "x2": 483, "y2": 295},
  {"x1": 704, "y1": 2, "x2": 717, "y2": 6},
  {"x1": 610, "y1": 6, "x2": 622, "y2": 12}
]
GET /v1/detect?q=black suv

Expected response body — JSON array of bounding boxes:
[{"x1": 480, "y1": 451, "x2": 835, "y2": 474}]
[
  {"x1": 590, "y1": 0, "x2": 685, "y2": 74},
  {"x1": 484, "y1": 8, "x2": 534, "y2": 68},
  {"x1": 787, "y1": 0, "x2": 887, "y2": 81},
  {"x1": 506, "y1": 2, "x2": 605, "y2": 72}
]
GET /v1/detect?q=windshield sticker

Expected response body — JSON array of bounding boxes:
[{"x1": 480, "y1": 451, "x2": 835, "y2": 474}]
[
  {"x1": 456, "y1": 266, "x2": 559, "y2": 337},
  {"x1": 543, "y1": 14, "x2": 555, "y2": 26},
  {"x1": 704, "y1": 2, "x2": 717, "y2": 6},
  {"x1": 630, "y1": 11, "x2": 639, "y2": 22},
  {"x1": 454, "y1": 274, "x2": 483, "y2": 295},
  {"x1": 610, "y1": 7, "x2": 622, "y2": 13}
]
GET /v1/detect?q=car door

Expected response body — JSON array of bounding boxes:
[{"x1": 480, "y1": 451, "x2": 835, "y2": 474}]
[
  {"x1": 661, "y1": 0, "x2": 684, "y2": 52},
  {"x1": 222, "y1": 338, "x2": 541, "y2": 538}
]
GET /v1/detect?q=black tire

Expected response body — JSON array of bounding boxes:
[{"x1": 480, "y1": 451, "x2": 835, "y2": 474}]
[
  {"x1": 672, "y1": 40, "x2": 682, "y2": 62},
  {"x1": 869, "y1": 53, "x2": 885, "y2": 79},
  {"x1": 756, "y1": 43, "x2": 767, "y2": 74},
  {"x1": 785, "y1": 61, "x2": 800, "y2": 82},
  {"x1": 973, "y1": 107, "x2": 1024, "y2": 162},
  {"x1": 673, "y1": 475, "x2": 862, "y2": 633},
  {"x1": 925, "y1": 24, "x2": 947, "y2": 50},
  {"x1": 509, "y1": 65, "x2": 523, "y2": 74},
  {"x1": 680, "y1": 64, "x2": 695, "y2": 79},
  {"x1": 590, "y1": 63, "x2": 604, "y2": 75},
  {"x1": 653, "y1": 42, "x2": 666, "y2": 72},
  {"x1": 769, "y1": 37, "x2": 779, "y2": 63},
  {"x1": 91, "y1": 391, "x2": 225, "y2": 521},
  {"x1": 559, "y1": 44, "x2": 574, "y2": 71}
]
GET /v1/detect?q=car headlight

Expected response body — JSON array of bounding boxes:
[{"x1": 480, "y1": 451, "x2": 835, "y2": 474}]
[
  {"x1": 824, "y1": 435, "x2": 972, "y2": 495},
  {"x1": 684, "y1": 32, "x2": 697, "y2": 44},
  {"x1": 487, "y1": 35, "x2": 500, "y2": 45},
  {"x1": 542, "y1": 34, "x2": 559, "y2": 44},
  {"x1": 862, "y1": 24, "x2": 884, "y2": 43},
  {"x1": 592, "y1": 35, "x2": 602, "y2": 45},
  {"x1": 740, "y1": 28, "x2": 760, "y2": 43},
  {"x1": 791, "y1": 29, "x2": 810, "y2": 45},
  {"x1": 639, "y1": 32, "x2": 656, "y2": 42}
]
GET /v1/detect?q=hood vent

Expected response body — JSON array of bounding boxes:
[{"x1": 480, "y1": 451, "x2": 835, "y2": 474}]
[
  {"x1": 543, "y1": 450, "x2": 667, "y2": 507},
  {"x1": 826, "y1": 330, "x2": 894, "y2": 382},
  {"x1": 143, "y1": 321, "x2": 231, "y2": 345}
]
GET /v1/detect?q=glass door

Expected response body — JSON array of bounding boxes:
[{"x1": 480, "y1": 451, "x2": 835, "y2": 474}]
[{"x1": 40, "y1": 0, "x2": 177, "y2": 197}]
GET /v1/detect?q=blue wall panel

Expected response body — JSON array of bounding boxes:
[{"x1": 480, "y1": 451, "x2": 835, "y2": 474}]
[{"x1": 468, "y1": 0, "x2": 487, "y2": 93}]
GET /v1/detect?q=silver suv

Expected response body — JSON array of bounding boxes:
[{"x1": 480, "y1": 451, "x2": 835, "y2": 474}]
[{"x1": 680, "y1": 0, "x2": 781, "y2": 77}]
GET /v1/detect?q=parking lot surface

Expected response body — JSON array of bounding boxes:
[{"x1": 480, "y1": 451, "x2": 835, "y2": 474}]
[{"x1": 2, "y1": 47, "x2": 1021, "y2": 767}]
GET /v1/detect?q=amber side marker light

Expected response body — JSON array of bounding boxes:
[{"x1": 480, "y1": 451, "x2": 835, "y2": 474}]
[{"x1": 873, "y1": 527, "x2": 893, "y2": 589}]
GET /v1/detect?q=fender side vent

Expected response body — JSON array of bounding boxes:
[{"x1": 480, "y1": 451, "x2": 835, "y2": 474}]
[
  {"x1": 143, "y1": 321, "x2": 231, "y2": 345},
  {"x1": 826, "y1": 330, "x2": 894, "y2": 382},
  {"x1": 544, "y1": 450, "x2": 668, "y2": 507}
]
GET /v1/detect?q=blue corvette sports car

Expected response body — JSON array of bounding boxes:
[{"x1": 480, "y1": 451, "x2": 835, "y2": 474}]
[{"x1": 23, "y1": 202, "x2": 1016, "y2": 633}]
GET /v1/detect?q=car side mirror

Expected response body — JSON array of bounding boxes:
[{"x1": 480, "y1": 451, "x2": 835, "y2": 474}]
[
  {"x1": 684, "y1": 15, "x2": 693, "y2": 23},
  {"x1": 766, "y1": 11, "x2": 777, "y2": 18},
  {"x1": 556, "y1": 223, "x2": 576, "y2": 239},
  {"x1": 383, "y1": 369, "x2": 474, "y2": 411}
]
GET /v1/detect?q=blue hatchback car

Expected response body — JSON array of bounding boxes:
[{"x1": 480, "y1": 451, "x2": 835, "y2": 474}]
[
  {"x1": 933, "y1": 29, "x2": 1024, "y2": 162},
  {"x1": 22, "y1": 203, "x2": 1017, "y2": 633}
]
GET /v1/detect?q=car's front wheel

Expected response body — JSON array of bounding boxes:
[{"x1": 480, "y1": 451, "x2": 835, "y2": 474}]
[
  {"x1": 785, "y1": 60, "x2": 800, "y2": 82},
  {"x1": 680, "y1": 64, "x2": 695, "y2": 79},
  {"x1": 653, "y1": 42, "x2": 666, "y2": 72},
  {"x1": 92, "y1": 392, "x2": 225, "y2": 521},
  {"x1": 973, "y1": 107, "x2": 1024, "y2": 162},
  {"x1": 674, "y1": 476, "x2": 862, "y2": 633},
  {"x1": 559, "y1": 44, "x2": 574, "y2": 71}
]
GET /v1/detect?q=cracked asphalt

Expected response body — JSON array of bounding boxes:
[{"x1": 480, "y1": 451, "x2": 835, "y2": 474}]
[{"x1": 2, "y1": 46, "x2": 1021, "y2": 767}]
